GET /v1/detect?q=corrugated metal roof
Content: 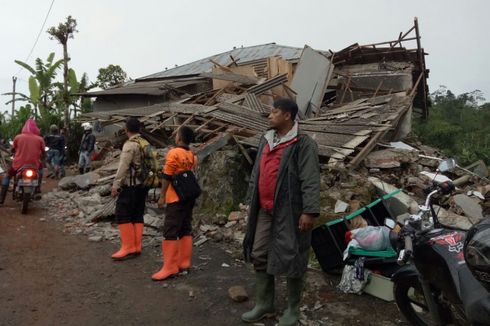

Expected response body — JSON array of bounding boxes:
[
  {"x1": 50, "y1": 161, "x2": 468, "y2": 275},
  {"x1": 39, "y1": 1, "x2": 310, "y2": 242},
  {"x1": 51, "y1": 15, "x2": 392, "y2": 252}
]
[
  {"x1": 137, "y1": 43, "x2": 303, "y2": 81},
  {"x1": 81, "y1": 76, "x2": 208, "y2": 97}
]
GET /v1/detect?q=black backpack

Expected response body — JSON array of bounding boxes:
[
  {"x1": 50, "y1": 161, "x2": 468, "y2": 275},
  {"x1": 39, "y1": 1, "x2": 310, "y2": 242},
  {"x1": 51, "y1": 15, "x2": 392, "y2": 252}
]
[{"x1": 171, "y1": 155, "x2": 201, "y2": 201}]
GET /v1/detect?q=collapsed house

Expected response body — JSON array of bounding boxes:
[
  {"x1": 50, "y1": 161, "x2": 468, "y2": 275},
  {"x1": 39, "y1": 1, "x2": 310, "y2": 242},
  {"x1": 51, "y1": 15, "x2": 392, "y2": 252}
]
[{"x1": 80, "y1": 19, "x2": 429, "y2": 170}]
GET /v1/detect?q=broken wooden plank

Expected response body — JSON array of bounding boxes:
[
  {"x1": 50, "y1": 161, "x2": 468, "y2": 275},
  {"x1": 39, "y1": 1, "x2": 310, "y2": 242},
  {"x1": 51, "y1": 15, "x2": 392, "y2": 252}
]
[
  {"x1": 232, "y1": 135, "x2": 253, "y2": 165},
  {"x1": 196, "y1": 133, "x2": 232, "y2": 161},
  {"x1": 247, "y1": 73, "x2": 288, "y2": 95},
  {"x1": 200, "y1": 72, "x2": 259, "y2": 85}
]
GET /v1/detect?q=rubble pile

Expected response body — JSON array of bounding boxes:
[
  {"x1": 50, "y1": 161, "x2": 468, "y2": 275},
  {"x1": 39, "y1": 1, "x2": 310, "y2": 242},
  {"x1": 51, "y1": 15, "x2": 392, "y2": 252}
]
[
  {"x1": 37, "y1": 19, "x2": 488, "y2": 255},
  {"x1": 79, "y1": 20, "x2": 429, "y2": 170}
]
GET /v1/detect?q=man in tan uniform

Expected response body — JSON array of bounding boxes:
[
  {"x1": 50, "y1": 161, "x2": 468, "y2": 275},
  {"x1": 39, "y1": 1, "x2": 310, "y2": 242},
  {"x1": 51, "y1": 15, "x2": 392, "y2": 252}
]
[{"x1": 111, "y1": 118, "x2": 148, "y2": 260}]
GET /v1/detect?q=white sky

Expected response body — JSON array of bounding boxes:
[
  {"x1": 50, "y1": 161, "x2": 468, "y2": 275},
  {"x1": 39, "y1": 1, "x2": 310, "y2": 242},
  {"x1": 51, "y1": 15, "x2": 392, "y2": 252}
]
[{"x1": 1, "y1": 0, "x2": 489, "y2": 113}]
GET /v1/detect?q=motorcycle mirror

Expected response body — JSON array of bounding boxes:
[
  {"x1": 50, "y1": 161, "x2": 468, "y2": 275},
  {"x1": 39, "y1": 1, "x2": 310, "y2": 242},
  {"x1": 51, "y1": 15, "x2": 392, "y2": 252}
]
[
  {"x1": 438, "y1": 158, "x2": 457, "y2": 173},
  {"x1": 384, "y1": 218, "x2": 396, "y2": 230}
]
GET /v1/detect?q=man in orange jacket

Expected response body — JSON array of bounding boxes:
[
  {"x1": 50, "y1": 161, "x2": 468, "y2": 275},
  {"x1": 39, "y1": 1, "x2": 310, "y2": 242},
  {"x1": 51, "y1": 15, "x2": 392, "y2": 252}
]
[{"x1": 152, "y1": 126, "x2": 197, "y2": 281}]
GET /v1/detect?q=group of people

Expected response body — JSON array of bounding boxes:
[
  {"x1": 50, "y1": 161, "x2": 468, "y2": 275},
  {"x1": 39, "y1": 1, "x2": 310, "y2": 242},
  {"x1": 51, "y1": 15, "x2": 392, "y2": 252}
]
[
  {"x1": 1, "y1": 98, "x2": 318, "y2": 326},
  {"x1": 109, "y1": 98, "x2": 320, "y2": 326},
  {"x1": 0, "y1": 118, "x2": 98, "y2": 205}
]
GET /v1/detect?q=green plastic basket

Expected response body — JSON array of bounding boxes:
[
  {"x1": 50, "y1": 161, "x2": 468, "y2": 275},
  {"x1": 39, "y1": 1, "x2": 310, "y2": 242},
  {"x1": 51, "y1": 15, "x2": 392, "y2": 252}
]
[{"x1": 348, "y1": 247, "x2": 397, "y2": 258}]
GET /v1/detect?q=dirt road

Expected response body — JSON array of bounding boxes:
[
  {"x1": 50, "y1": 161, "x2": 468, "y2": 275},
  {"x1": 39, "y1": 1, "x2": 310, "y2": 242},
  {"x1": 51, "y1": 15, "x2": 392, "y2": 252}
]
[{"x1": 0, "y1": 180, "x2": 406, "y2": 326}]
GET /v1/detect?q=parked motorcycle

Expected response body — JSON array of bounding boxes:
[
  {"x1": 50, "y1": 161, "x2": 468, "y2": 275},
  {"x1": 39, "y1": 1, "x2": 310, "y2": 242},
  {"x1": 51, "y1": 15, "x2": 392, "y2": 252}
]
[
  {"x1": 391, "y1": 158, "x2": 490, "y2": 325},
  {"x1": 12, "y1": 165, "x2": 39, "y2": 214}
]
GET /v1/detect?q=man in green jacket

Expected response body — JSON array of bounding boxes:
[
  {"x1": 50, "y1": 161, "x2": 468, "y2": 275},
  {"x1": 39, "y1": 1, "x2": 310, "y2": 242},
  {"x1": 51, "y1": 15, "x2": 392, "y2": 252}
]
[{"x1": 242, "y1": 98, "x2": 320, "y2": 326}]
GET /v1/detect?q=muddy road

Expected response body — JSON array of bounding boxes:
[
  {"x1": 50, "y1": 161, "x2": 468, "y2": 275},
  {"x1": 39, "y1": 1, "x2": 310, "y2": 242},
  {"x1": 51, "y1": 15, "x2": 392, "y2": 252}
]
[{"x1": 0, "y1": 180, "x2": 406, "y2": 325}]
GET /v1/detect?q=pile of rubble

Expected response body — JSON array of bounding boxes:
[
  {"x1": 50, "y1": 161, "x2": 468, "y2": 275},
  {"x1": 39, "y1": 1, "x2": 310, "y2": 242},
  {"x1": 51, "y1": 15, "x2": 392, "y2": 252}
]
[
  {"x1": 36, "y1": 19, "x2": 488, "y2": 255},
  {"x1": 80, "y1": 19, "x2": 428, "y2": 170}
]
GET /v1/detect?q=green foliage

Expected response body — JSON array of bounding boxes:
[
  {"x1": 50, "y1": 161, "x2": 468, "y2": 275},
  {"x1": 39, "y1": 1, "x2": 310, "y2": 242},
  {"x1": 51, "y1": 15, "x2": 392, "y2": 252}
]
[
  {"x1": 47, "y1": 15, "x2": 78, "y2": 45},
  {"x1": 10, "y1": 53, "x2": 64, "y2": 112},
  {"x1": 0, "y1": 105, "x2": 33, "y2": 141},
  {"x1": 96, "y1": 64, "x2": 128, "y2": 89},
  {"x1": 413, "y1": 86, "x2": 490, "y2": 166}
]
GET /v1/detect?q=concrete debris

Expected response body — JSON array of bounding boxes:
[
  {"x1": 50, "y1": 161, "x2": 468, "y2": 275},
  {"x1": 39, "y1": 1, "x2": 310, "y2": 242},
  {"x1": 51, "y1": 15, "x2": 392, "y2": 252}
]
[
  {"x1": 88, "y1": 235, "x2": 103, "y2": 242},
  {"x1": 364, "y1": 148, "x2": 418, "y2": 169},
  {"x1": 228, "y1": 286, "x2": 248, "y2": 302},
  {"x1": 467, "y1": 190, "x2": 485, "y2": 201},
  {"x1": 334, "y1": 200, "x2": 349, "y2": 213},
  {"x1": 368, "y1": 177, "x2": 419, "y2": 216},
  {"x1": 452, "y1": 194, "x2": 484, "y2": 224},
  {"x1": 432, "y1": 205, "x2": 474, "y2": 230},
  {"x1": 194, "y1": 236, "x2": 208, "y2": 247}
]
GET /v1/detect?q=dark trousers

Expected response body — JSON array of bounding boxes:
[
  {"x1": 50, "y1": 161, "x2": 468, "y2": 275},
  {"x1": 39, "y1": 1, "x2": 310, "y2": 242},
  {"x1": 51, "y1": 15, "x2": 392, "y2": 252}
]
[
  {"x1": 115, "y1": 186, "x2": 148, "y2": 224},
  {"x1": 251, "y1": 209, "x2": 273, "y2": 271},
  {"x1": 163, "y1": 199, "x2": 195, "y2": 240}
]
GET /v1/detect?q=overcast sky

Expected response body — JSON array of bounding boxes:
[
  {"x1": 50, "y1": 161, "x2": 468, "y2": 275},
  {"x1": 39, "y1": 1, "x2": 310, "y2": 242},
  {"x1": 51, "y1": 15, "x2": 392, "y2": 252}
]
[{"x1": 1, "y1": 0, "x2": 489, "y2": 113}]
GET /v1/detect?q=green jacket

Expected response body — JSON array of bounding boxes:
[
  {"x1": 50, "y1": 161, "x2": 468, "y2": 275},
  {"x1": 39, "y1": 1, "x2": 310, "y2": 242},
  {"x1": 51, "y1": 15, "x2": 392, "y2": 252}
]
[{"x1": 243, "y1": 130, "x2": 320, "y2": 277}]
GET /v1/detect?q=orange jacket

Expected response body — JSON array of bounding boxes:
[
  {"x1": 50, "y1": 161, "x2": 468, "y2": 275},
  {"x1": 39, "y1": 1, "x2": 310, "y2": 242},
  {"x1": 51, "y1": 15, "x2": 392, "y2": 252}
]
[{"x1": 163, "y1": 146, "x2": 197, "y2": 203}]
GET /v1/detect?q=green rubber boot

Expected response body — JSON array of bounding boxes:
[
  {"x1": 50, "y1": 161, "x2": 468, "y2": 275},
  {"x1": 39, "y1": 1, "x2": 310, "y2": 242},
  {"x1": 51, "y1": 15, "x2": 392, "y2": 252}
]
[
  {"x1": 241, "y1": 271, "x2": 275, "y2": 323},
  {"x1": 278, "y1": 276, "x2": 304, "y2": 326}
]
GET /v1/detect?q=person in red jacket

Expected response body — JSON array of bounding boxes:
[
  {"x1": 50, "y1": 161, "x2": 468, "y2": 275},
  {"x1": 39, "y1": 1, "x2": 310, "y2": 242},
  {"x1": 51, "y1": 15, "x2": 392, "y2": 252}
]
[{"x1": 1, "y1": 119, "x2": 45, "y2": 205}]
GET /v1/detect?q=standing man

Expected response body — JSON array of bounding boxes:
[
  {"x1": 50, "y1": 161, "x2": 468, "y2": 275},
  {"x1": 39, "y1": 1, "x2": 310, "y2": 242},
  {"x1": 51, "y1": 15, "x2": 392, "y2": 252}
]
[
  {"x1": 78, "y1": 122, "x2": 96, "y2": 174},
  {"x1": 152, "y1": 126, "x2": 197, "y2": 281},
  {"x1": 242, "y1": 99, "x2": 320, "y2": 326},
  {"x1": 111, "y1": 118, "x2": 148, "y2": 260},
  {"x1": 44, "y1": 124, "x2": 65, "y2": 179}
]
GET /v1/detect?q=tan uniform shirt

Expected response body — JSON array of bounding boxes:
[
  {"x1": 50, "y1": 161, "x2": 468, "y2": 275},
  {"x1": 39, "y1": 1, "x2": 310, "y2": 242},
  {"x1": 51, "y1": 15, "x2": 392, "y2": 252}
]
[{"x1": 112, "y1": 134, "x2": 143, "y2": 189}]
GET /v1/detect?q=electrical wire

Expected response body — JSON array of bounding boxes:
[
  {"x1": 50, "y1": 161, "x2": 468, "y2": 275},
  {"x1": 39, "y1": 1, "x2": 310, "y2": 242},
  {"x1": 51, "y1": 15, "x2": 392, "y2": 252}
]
[{"x1": 14, "y1": 0, "x2": 56, "y2": 77}]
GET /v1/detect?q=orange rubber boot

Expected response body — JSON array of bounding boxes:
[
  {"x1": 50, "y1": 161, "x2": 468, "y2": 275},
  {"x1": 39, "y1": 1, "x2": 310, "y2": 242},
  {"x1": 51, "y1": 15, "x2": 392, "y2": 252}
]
[
  {"x1": 151, "y1": 240, "x2": 179, "y2": 281},
  {"x1": 111, "y1": 223, "x2": 137, "y2": 260},
  {"x1": 178, "y1": 235, "x2": 193, "y2": 271},
  {"x1": 134, "y1": 223, "x2": 144, "y2": 254}
]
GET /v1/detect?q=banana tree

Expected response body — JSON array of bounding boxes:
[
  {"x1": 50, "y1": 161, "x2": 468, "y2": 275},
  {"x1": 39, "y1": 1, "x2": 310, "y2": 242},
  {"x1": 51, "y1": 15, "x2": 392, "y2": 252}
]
[{"x1": 3, "y1": 53, "x2": 63, "y2": 116}]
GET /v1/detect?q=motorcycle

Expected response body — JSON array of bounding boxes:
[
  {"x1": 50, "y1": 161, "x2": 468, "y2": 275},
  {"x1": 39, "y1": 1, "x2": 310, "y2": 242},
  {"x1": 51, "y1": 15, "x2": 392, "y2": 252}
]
[
  {"x1": 391, "y1": 158, "x2": 490, "y2": 325},
  {"x1": 12, "y1": 164, "x2": 40, "y2": 214}
]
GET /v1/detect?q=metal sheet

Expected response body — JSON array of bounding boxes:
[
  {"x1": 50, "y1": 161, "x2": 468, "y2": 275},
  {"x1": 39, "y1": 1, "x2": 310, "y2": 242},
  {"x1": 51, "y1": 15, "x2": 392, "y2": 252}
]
[
  {"x1": 138, "y1": 43, "x2": 304, "y2": 81},
  {"x1": 290, "y1": 46, "x2": 334, "y2": 118}
]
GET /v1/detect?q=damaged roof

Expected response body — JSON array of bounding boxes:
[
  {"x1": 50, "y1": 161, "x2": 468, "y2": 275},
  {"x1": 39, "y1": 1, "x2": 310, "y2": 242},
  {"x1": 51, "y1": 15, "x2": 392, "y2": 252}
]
[
  {"x1": 137, "y1": 43, "x2": 303, "y2": 81},
  {"x1": 80, "y1": 76, "x2": 208, "y2": 97}
]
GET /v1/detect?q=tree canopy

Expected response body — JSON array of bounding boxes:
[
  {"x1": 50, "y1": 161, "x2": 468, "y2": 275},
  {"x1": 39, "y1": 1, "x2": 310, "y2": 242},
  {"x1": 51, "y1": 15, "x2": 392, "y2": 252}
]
[
  {"x1": 413, "y1": 86, "x2": 490, "y2": 166},
  {"x1": 96, "y1": 64, "x2": 128, "y2": 89}
]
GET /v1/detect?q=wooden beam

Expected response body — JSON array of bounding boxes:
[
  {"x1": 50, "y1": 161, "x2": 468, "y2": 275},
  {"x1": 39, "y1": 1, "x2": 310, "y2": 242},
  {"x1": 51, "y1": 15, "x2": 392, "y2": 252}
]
[
  {"x1": 232, "y1": 135, "x2": 253, "y2": 165},
  {"x1": 171, "y1": 114, "x2": 196, "y2": 138}
]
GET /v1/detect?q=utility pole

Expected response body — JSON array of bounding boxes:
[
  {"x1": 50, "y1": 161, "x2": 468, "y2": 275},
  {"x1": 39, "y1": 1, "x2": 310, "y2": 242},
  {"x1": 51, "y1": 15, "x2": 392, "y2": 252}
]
[{"x1": 11, "y1": 76, "x2": 17, "y2": 118}]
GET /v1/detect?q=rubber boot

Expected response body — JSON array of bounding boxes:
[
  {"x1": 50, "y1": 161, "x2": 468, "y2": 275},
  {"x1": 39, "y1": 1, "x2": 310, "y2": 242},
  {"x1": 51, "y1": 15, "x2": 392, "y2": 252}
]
[
  {"x1": 0, "y1": 184, "x2": 8, "y2": 205},
  {"x1": 278, "y1": 276, "x2": 304, "y2": 326},
  {"x1": 111, "y1": 223, "x2": 137, "y2": 260},
  {"x1": 151, "y1": 240, "x2": 179, "y2": 281},
  {"x1": 241, "y1": 272, "x2": 275, "y2": 323},
  {"x1": 178, "y1": 235, "x2": 193, "y2": 272},
  {"x1": 134, "y1": 223, "x2": 144, "y2": 255}
]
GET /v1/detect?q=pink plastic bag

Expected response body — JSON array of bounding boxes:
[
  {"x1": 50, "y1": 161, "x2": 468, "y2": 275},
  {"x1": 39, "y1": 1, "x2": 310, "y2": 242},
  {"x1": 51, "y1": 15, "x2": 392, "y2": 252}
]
[{"x1": 351, "y1": 226, "x2": 391, "y2": 251}]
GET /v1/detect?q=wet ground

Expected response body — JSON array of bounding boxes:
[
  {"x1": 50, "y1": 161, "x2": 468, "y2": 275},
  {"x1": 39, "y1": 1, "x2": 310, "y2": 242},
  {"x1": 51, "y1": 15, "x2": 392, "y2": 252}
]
[{"x1": 0, "y1": 179, "x2": 407, "y2": 325}]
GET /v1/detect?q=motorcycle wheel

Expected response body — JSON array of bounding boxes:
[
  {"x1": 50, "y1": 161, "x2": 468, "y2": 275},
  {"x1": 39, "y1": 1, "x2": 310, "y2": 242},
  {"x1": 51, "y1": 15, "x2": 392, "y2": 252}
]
[
  {"x1": 394, "y1": 276, "x2": 433, "y2": 326},
  {"x1": 21, "y1": 193, "x2": 30, "y2": 214}
]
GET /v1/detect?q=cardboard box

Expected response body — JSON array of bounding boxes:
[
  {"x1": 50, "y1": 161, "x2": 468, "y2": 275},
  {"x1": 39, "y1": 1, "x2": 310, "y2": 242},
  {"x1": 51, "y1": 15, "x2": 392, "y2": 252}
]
[{"x1": 363, "y1": 272, "x2": 394, "y2": 302}]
